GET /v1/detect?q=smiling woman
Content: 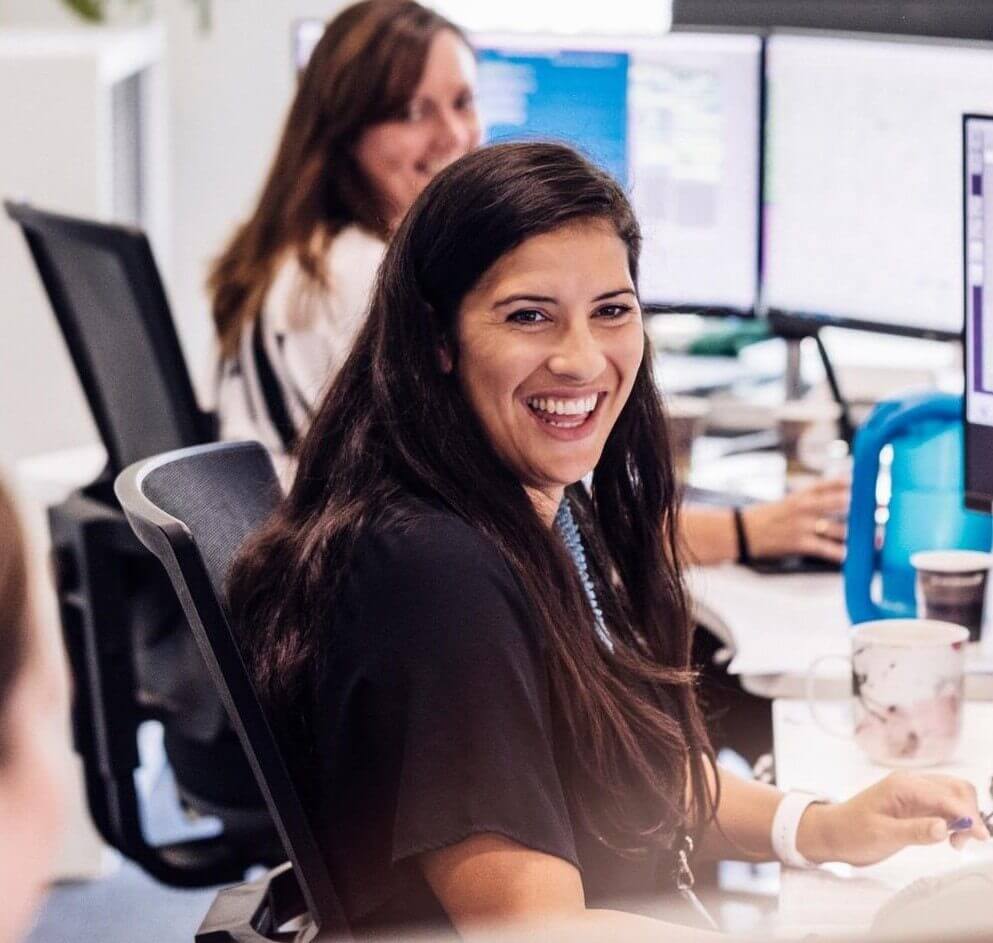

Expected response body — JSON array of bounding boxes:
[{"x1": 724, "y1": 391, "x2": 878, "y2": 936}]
[
  {"x1": 229, "y1": 141, "x2": 716, "y2": 934},
  {"x1": 451, "y1": 221, "x2": 645, "y2": 523},
  {"x1": 227, "y1": 142, "x2": 989, "y2": 939}
]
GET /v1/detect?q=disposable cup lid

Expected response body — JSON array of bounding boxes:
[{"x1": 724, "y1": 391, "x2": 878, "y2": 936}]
[{"x1": 910, "y1": 549, "x2": 993, "y2": 574}]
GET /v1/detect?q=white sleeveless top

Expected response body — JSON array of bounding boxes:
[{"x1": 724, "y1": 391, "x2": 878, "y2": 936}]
[{"x1": 216, "y1": 224, "x2": 386, "y2": 479}]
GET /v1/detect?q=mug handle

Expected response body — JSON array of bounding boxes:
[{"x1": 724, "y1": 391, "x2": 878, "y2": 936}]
[{"x1": 805, "y1": 654, "x2": 854, "y2": 739}]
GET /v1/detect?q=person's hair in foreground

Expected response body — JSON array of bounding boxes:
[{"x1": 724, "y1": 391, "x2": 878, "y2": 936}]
[
  {"x1": 229, "y1": 141, "x2": 717, "y2": 855},
  {"x1": 0, "y1": 482, "x2": 67, "y2": 943},
  {"x1": 0, "y1": 486, "x2": 29, "y2": 770},
  {"x1": 209, "y1": 0, "x2": 468, "y2": 357}
]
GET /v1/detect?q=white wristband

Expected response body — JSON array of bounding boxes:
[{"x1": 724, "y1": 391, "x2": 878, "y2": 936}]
[{"x1": 771, "y1": 791, "x2": 829, "y2": 869}]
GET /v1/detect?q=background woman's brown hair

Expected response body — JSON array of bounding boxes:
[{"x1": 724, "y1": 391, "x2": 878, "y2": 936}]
[
  {"x1": 208, "y1": 0, "x2": 468, "y2": 357},
  {"x1": 0, "y1": 482, "x2": 30, "y2": 766}
]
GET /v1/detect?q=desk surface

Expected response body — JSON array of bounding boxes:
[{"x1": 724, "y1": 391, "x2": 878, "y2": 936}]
[
  {"x1": 689, "y1": 563, "x2": 848, "y2": 675},
  {"x1": 690, "y1": 563, "x2": 993, "y2": 700},
  {"x1": 772, "y1": 698, "x2": 993, "y2": 935}
]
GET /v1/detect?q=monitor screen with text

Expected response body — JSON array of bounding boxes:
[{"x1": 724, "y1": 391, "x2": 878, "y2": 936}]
[
  {"x1": 965, "y1": 114, "x2": 993, "y2": 509},
  {"x1": 475, "y1": 32, "x2": 762, "y2": 311},
  {"x1": 765, "y1": 33, "x2": 993, "y2": 337}
]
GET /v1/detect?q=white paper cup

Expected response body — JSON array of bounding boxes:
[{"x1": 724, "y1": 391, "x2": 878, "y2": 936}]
[{"x1": 911, "y1": 550, "x2": 993, "y2": 643}]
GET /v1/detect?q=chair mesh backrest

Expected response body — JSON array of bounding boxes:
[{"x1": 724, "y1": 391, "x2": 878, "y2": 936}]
[
  {"x1": 5, "y1": 203, "x2": 206, "y2": 474},
  {"x1": 141, "y1": 445, "x2": 281, "y2": 602},
  {"x1": 125, "y1": 442, "x2": 345, "y2": 933}
]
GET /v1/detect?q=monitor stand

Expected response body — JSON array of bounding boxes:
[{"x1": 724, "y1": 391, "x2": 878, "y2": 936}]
[
  {"x1": 784, "y1": 337, "x2": 804, "y2": 400},
  {"x1": 771, "y1": 314, "x2": 855, "y2": 447}
]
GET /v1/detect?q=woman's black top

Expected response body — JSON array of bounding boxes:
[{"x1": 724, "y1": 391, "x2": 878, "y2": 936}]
[{"x1": 311, "y1": 502, "x2": 673, "y2": 935}]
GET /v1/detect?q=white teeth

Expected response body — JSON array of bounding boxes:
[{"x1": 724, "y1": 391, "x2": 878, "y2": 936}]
[{"x1": 526, "y1": 394, "x2": 599, "y2": 417}]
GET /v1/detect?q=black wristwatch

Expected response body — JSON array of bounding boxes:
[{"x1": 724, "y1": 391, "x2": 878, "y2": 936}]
[{"x1": 732, "y1": 506, "x2": 752, "y2": 565}]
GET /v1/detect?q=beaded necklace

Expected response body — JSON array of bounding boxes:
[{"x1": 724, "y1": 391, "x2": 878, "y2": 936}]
[
  {"x1": 554, "y1": 498, "x2": 612, "y2": 649},
  {"x1": 553, "y1": 501, "x2": 717, "y2": 929}
]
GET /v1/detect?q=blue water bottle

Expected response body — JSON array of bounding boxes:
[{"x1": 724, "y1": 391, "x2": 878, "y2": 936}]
[{"x1": 844, "y1": 392, "x2": 992, "y2": 624}]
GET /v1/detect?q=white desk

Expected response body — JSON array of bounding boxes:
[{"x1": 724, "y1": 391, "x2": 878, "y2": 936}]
[
  {"x1": 772, "y1": 698, "x2": 993, "y2": 936},
  {"x1": 689, "y1": 563, "x2": 993, "y2": 701},
  {"x1": 689, "y1": 564, "x2": 848, "y2": 676}
]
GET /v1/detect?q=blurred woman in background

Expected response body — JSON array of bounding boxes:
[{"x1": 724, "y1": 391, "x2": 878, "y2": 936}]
[
  {"x1": 0, "y1": 482, "x2": 70, "y2": 943},
  {"x1": 210, "y1": 0, "x2": 480, "y2": 469}
]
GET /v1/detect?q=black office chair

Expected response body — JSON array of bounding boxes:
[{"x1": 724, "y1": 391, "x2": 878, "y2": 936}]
[
  {"x1": 115, "y1": 441, "x2": 348, "y2": 942},
  {"x1": 4, "y1": 201, "x2": 278, "y2": 886}
]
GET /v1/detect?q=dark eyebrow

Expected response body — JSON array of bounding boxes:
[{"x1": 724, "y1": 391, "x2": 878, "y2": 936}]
[
  {"x1": 593, "y1": 288, "x2": 637, "y2": 302},
  {"x1": 493, "y1": 293, "x2": 557, "y2": 307},
  {"x1": 493, "y1": 288, "x2": 636, "y2": 308}
]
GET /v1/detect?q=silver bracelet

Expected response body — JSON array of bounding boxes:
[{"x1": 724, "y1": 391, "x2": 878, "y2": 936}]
[{"x1": 771, "y1": 791, "x2": 830, "y2": 868}]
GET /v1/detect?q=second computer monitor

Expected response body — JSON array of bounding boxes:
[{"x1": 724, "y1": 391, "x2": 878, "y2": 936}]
[
  {"x1": 474, "y1": 31, "x2": 763, "y2": 313},
  {"x1": 964, "y1": 114, "x2": 993, "y2": 511},
  {"x1": 764, "y1": 32, "x2": 993, "y2": 339}
]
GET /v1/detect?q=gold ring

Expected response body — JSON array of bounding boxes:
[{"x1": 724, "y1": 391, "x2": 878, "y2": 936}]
[{"x1": 814, "y1": 517, "x2": 830, "y2": 537}]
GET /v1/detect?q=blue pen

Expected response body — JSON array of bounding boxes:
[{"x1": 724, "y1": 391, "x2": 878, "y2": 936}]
[{"x1": 948, "y1": 816, "x2": 974, "y2": 832}]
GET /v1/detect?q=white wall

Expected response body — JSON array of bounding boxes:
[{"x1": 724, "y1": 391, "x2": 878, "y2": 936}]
[
  {"x1": 0, "y1": 9, "x2": 167, "y2": 467},
  {"x1": 0, "y1": 49, "x2": 103, "y2": 466},
  {"x1": 433, "y1": 0, "x2": 671, "y2": 32},
  {"x1": 0, "y1": 0, "x2": 78, "y2": 26}
]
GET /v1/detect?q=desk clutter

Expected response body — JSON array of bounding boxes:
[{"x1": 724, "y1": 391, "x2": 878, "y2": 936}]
[
  {"x1": 690, "y1": 385, "x2": 993, "y2": 934},
  {"x1": 846, "y1": 392, "x2": 992, "y2": 625},
  {"x1": 690, "y1": 385, "x2": 993, "y2": 673}
]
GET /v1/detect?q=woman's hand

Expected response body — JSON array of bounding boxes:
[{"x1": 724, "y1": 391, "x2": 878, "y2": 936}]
[
  {"x1": 797, "y1": 772, "x2": 991, "y2": 867},
  {"x1": 743, "y1": 477, "x2": 849, "y2": 562}
]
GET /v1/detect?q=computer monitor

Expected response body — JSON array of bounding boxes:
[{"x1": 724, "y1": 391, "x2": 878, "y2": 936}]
[
  {"x1": 764, "y1": 32, "x2": 993, "y2": 340},
  {"x1": 964, "y1": 114, "x2": 993, "y2": 511},
  {"x1": 474, "y1": 32, "x2": 763, "y2": 312}
]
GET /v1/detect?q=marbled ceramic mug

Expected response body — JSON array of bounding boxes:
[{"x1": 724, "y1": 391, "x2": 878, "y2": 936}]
[{"x1": 807, "y1": 619, "x2": 969, "y2": 767}]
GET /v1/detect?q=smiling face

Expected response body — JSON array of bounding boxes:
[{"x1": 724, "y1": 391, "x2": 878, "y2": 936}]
[
  {"x1": 453, "y1": 220, "x2": 645, "y2": 523},
  {"x1": 353, "y1": 29, "x2": 481, "y2": 229}
]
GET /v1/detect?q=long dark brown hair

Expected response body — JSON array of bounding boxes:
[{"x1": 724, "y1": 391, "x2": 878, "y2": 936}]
[
  {"x1": 229, "y1": 142, "x2": 717, "y2": 852},
  {"x1": 208, "y1": 0, "x2": 468, "y2": 357},
  {"x1": 0, "y1": 481, "x2": 30, "y2": 766}
]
